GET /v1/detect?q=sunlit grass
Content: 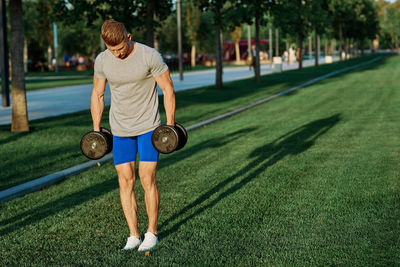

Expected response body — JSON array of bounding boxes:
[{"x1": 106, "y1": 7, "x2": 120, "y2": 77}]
[{"x1": 1, "y1": 54, "x2": 399, "y2": 265}]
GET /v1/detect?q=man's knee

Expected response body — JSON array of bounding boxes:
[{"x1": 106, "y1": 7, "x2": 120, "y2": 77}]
[
  {"x1": 117, "y1": 170, "x2": 135, "y2": 187},
  {"x1": 140, "y1": 174, "x2": 157, "y2": 192}
]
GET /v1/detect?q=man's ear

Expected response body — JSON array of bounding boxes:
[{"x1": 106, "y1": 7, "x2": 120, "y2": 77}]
[{"x1": 127, "y1": 33, "x2": 132, "y2": 41}]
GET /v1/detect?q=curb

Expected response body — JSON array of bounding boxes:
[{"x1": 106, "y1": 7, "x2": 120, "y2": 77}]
[
  {"x1": 0, "y1": 154, "x2": 112, "y2": 203},
  {"x1": 0, "y1": 56, "x2": 382, "y2": 203}
]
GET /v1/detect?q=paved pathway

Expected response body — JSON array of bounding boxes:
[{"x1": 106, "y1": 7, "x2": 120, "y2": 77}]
[{"x1": 0, "y1": 58, "x2": 337, "y2": 125}]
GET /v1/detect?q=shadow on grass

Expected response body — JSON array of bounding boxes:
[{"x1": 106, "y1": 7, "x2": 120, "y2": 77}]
[
  {"x1": 158, "y1": 114, "x2": 341, "y2": 239},
  {"x1": 158, "y1": 127, "x2": 258, "y2": 169},
  {"x1": 0, "y1": 131, "x2": 31, "y2": 146},
  {"x1": 0, "y1": 127, "x2": 257, "y2": 236}
]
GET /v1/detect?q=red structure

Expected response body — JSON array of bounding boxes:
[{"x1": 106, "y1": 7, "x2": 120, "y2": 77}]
[{"x1": 223, "y1": 40, "x2": 269, "y2": 61}]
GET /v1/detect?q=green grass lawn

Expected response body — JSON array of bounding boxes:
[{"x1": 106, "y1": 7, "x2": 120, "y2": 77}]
[
  {"x1": 0, "y1": 54, "x2": 386, "y2": 191},
  {"x1": 1, "y1": 54, "x2": 399, "y2": 265},
  {"x1": 25, "y1": 69, "x2": 93, "y2": 90}
]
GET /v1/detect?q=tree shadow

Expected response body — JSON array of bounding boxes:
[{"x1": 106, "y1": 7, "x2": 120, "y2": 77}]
[
  {"x1": 0, "y1": 130, "x2": 31, "y2": 146},
  {"x1": 0, "y1": 127, "x2": 257, "y2": 236},
  {"x1": 158, "y1": 114, "x2": 341, "y2": 239}
]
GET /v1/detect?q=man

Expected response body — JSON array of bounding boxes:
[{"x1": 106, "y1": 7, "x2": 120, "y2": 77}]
[{"x1": 91, "y1": 20, "x2": 175, "y2": 252}]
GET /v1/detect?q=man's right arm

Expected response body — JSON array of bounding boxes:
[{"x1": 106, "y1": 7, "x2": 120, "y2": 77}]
[{"x1": 91, "y1": 75, "x2": 107, "y2": 132}]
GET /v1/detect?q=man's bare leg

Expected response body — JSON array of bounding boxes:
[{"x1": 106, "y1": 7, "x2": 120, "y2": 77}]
[
  {"x1": 115, "y1": 161, "x2": 140, "y2": 239},
  {"x1": 138, "y1": 161, "x2": 159, "y2": 235}
]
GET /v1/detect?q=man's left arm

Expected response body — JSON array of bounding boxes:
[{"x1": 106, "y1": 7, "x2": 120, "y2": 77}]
[{"x1": 155, "y1": 69, "x2": 176, "y2": 126}]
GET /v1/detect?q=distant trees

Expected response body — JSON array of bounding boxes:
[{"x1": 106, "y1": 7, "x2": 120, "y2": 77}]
[
  {"x1": 53, "y1": 0, "x2": 173, "y2": 48},
  {"x1": 185, "y1": 0, "x2": 201, "y2": 67},
  {"x1": 22, "y1": 0, "x2": 55, "y2": 71},
  {"x1": 309, "y1": 0, "x2": 331, "y2": 66},
  {"x1": 272, "y1": 0, "x2": 315, "y2": 70},
  {"x1": 197, "y1": 0, "x2": 225, "y2": 88},
  {"x1": 380, "y1": 4, "x2": 400, "y2": 51},
  {"x1": 330, "y1": 0, "x2": 379, "y2": 59},
  {"x1": 231, "y1": 26, "x2": 242, "y2": 64},
  {"x1": 239, "y1": 0, "x2": 272, "y2": 81}
]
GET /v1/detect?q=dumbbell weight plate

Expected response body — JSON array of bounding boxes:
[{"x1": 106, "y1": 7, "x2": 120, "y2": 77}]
[
  {"x1": 80, "y1": 131, "x2": 109, "y2": 160},
  {"x1": 101, "y1": 127, "x2": 113, "y2": 154},
  {"x1": 174, "y1": 123, "x2": 188, "y2": 151},
  {"x1": 151, "y1": 125, "x2": 179, "y2": 154}
]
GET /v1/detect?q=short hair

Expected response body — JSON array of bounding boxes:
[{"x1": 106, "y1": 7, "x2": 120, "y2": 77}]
[{"x1": 101, "y1": 20, "x2": 127, "y2": 46}]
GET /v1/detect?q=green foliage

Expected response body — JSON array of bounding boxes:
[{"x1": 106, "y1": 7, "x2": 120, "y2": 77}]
[
  {"x1": 330, "y1": 0, "x2": 379, "y2": 42},
  {"x1": 53, "y1": 0, "x2": 173, "y2": 37},
  {"x1": 272, "y1": 0, "x2": 314, "y2": 40},
  {"x1": 185, "y1": 0, "x2": 202, "y2": 44},
  {"x1": 22, "y1": 0, "x2": 55, "y2": 70},
  {"x1": 380, "y1": 5, "x2": 400, "y2": 46},
  {"x1": 58, "y1": 19, "x2": 101, "y2": 57},
  {"x1": 197, "y1": 11, "x2": 216, "y2": 55}
]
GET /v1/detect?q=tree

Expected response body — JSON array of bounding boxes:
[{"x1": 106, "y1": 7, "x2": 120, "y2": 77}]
[
  {"x1": 309, "y1": 0, "x2": 331, "y2": 66},
  {"x1": 53, "y1": 0, "x2": 173, "y2": 48},
  {"x1": 231, "y1": 26, "x2": 242, "y2": 63},
  {"x1": 329, "y1": 0, "x2": 353, "y2": 61},
  {"x1": 273, "y1": 0, "x2": 314, "y2": 70},
  {"x1": 380, "y1": 4, "x2": 400, "y2": 51},
  {"x1": 197, "y1": 0, "x2": 225, "y2": 88},
  {"x1": 58, "y1": 19, "x2": 101, "y2": 60},
  {"x1": 22, "y1": 0, "x2": 55, "y2": 71},
  {"x1": 335, "y1": 0, "x2": 379, "y2": 56},
  {"x1": 232, "y1": 0, "x2": 271, "y2": 81},
  {"x1": 185, "y1": 0, "x2": 202, "y2": 66},
  {"x1": 351, "y1": 0, "x2": 379, "y2": 54},
  {"x1": 10, "y1": 0, "x2": 29, "y2": 132}
]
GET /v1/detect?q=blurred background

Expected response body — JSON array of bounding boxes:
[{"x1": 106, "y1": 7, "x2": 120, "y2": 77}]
[{"x1": 1, "y1": 0, "x2": 399, "y2": 73}]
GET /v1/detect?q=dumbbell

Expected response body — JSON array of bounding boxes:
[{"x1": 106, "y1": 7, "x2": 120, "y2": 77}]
[
  {"x1": 151, "y1": 123, "x2": 188, "y2": 154},
  {"x1": 80, "y1": 127, "x2": 113, "y2": 160}
]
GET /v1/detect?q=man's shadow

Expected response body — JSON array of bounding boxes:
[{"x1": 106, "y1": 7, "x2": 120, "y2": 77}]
[{"x1": 159, "y1": 114, "x2": 341, "y2": 239}]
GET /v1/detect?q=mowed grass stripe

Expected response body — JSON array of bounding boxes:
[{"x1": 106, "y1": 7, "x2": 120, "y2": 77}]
[
  {"x1": 1, "y1": 55, "x2": 399, "y2": 265},
  {"x1": 0, "y1": 55, "x2": 385, "y2": 191}
]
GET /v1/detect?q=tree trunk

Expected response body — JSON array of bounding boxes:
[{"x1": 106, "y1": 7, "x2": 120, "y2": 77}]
[
  {"x1": 298, "y1": 33, "x2": 304, "y2": 70},
  {"x1": 254, "y1": 14, "x2": 260, "y2": 82},
  {"x1": 315, "y1": 33, "x2": 319, "y2": 67},
  {"x1": 10, "y1": 0, "x2": 29, "y2": 132},
  {"x1": 275, "y1": 28, "x2": 279, "y2": 57},
  {"x1": 308, "y1": 35, "x2": 312, "y2": 62},
  {"x1": 191, "y1": 44, "x2": 196, "y2": 67},
  {"x1": 1, "y1": 0, "x2": 10, "y2": 107},
  {"x1": 24, "y1": 37, "x2": 28, "y2": 72},
  {"x1": 235, "y1": 41, "x2": 240, "y2": 63},
  {"x1": 269, "y1": 28, "x2": 272, "y2": 59},
  {"x1": 339, "y1": 22, "x2": 343, "y2": 61},
  {"x1": 361, "y1": 40, "x2": 364, "y2": 56},
  {"x1": 215, "y1": 9, "x2": 222, "y2": 88},
  {"x1": 324, "y1": 39, "x2": 328, "y2": 56},
  {"x1": 145, "y1": 0, "x2": 155, "y2": 47}
]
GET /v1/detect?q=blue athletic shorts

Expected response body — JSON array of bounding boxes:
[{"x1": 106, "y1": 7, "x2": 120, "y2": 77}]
[{"x1": 112, "y1": 130, "x2": 159, "y2": 165}]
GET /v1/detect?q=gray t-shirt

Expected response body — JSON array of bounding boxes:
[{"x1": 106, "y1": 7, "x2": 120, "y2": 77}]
[{"x1": 94, "y1": 42, "x2": 168, "y2": 136}]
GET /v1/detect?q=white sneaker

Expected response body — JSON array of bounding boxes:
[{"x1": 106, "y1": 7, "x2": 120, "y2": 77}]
[
  {"x1": 122, "y1": 236, "x2": 142, "y2": 250},
  {"x1": 137, "y1": 232, "x2": 158, "y2": 252}
]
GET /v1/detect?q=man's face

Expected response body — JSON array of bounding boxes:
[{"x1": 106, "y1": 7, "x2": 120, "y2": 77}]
[{"x1": 105, "y1": 36, "x2": 131, "y2": 59}]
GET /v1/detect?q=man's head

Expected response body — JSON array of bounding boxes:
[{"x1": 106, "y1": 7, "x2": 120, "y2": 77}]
[{"x1": 101, "y1": 20, "x2": 132, "y2": 59}]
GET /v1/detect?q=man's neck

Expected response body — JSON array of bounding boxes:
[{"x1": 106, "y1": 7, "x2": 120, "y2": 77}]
[{"x1": 126, "y1": 41, "x2": 135, "y2": 58}]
